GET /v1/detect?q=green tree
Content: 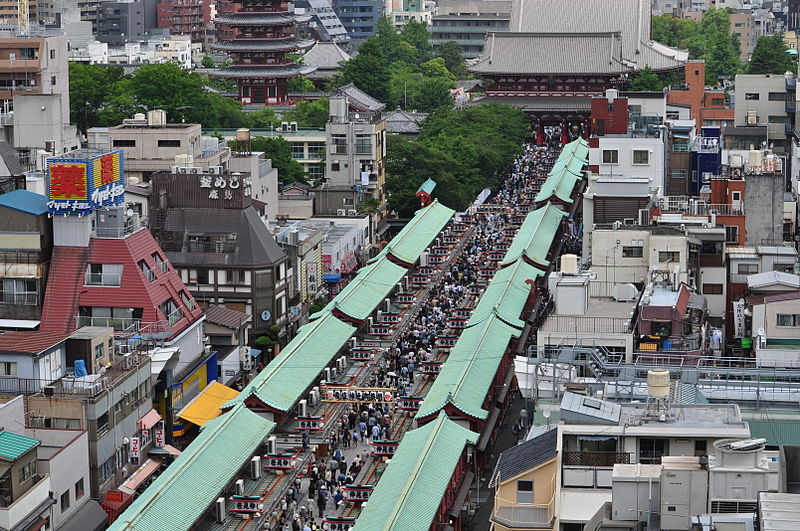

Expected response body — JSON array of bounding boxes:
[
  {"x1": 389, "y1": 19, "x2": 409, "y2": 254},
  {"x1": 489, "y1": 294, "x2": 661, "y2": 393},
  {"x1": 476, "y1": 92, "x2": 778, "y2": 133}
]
[
  {"x1": 358, "y1": 196, "x2": 381, "y2": 214},
  {"x1": 651, "y1": 14, "x2": 699, "y2": 50},
  {"x1": 748, "y1": 35, "x2": 796, "y2": 74},
  {"x1": 282, "y1": 98, "x2": 329, "y2": 128},
  {"x1": 248, "y1": 136, "x2": 307, "y2": 184},
  {"x1": 287, "y1": 76, "x2": 317, "y2": 93},
  {"x1": 630, "y1": 66, "x2": 667, "y2": 91},
  {"x1": 68, "y1": 63, "x2": 125, "y2": 133},
  {"x1": 410, "y1": 77, "x2": 453, "y2": 113},
  {"x1": 201, "y1": 54, "x2": 214, "y2": 68},
  {"x1": 437, "y1": 40, "x2": 466, "y2": 78},
  {"x1": 696, "y1": 8, "x2": 740, "y2": 83},
  {"x1": 338, "y1": 39, "x2": 391, "y2": 102},
  {"x1": 247, "y1": 107, "x2": 280, "y2": 129},
  {"x1": 400, "y1": 19, "x2": 433, "y2": 64}
]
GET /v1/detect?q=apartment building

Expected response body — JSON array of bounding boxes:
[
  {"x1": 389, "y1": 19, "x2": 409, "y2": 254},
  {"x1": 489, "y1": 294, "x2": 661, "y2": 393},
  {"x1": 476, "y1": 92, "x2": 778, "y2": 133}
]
[
  {"x1": 156, "y1": 0, "x2": 203, "y2": 42},
  {"x1": 734, "y1": 74, "x2": 791, "y2": 153},
  {"x1": 87, "y1": 110, "x2": 231, "y2": 182},
  {"x1": 429, "y1": 0, "x2": 511, "y2": 59},
  {"x1": 96, "y1": 1, "x2": 146, "y2": 45},
  {"x1": 0, "y1": 190, "x2": 52, "y2": 329},
  {"x1": 324, "y1": 84, "x2": 386, "y2": 213},
  {"x1": 331, "y1": 0, "x2": 383, "y2": 40}
]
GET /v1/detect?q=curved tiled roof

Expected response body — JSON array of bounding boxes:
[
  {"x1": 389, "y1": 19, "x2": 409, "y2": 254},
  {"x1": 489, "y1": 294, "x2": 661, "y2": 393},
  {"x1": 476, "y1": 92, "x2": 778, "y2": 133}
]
[
  {"x1": 213, "y1": 13, "x2": 311, "y2": 25},
  {"x1": 500, "y1": 202, "x2": 567, "y2": 267},
  {"x1": 210, "y1": 64, "x2": 316, "y2": 78},
  {"x1": 211, "y1": 38, "x2": 315, "y2": 52}
]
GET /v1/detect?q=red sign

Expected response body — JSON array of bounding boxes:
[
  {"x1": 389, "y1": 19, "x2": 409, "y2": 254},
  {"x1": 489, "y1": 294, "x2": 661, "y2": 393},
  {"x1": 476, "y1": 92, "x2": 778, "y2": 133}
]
[
  {"x1": 322, "y1": 254, "x2": 333, "y2": 272},
  {"x1": 49, "y1": 163, "x2": 88, "y2": 199},
  {"x1": 154, "y1": 421, "x2": 165, "y2": 447}
]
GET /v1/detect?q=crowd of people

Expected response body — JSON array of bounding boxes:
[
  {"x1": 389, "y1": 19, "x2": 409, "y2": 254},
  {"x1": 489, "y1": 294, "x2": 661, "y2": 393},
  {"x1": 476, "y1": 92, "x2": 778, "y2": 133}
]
[{"x1": 273, "y1": 135, "x2": 570, "y2": 530}]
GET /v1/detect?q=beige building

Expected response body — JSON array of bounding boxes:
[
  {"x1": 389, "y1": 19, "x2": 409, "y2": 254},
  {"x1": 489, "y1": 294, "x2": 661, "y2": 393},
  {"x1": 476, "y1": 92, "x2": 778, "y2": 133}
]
[
  {"x1": 730, "y1": 12, "x2": 755, "y2": 62},
  {"x1": 86, "y1": 109, "x2": 231, "y2": 182},
  {"x1": 489, "y1": 428, "x2": 557, "y2": 530}
]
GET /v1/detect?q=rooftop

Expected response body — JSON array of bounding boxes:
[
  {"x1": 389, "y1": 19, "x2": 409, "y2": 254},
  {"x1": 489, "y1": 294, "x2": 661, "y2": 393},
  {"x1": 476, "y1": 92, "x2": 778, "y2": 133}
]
[
  {"x1": 0, "y1": 331, "x2": 70, "y2": 355},
  {"x1": 203, "y1": 305, "x2": 251, "y2": 329},
  {"x1": 0, "y1": 431, "x2": 39, "y2": 461},
  {"x1": 0, "y1": 189, "x2": 47, "y2": 216},
  {"x1": 490, "y1": 427, "x2": 557, "y2": 486}
]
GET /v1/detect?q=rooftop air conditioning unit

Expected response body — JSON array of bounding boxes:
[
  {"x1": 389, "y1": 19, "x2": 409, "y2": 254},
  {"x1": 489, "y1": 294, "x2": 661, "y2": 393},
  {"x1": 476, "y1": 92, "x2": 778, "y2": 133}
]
[
  {"x1": 289, "y1": 121, "x2": 298, "y2": 132},
  {"x1": 235, "y1": 479, "x2": 244, "y2": 495},
  {"x1": 337, "y1": 208, "x2": 346, "y2": 216},
  {"x1": 324, "y1": 367, "x2": 332, "y2": 382},
  {"x1": 639, "y1": 209, "x2": 651, "y2": 226},
  {"x1": 281, "y1": 121, "x2": 289, "y2": 132},
  {"x1": 177, "y1": 166, "x2": 190, "y2": 174},
  {"x1": 215, "y1": 498, "x2": 226, "y2": 523},
  {"x1": 266, "y1": 436, "x2": 277, "y2": 454},
  {"x1": 309, "y1": 388, "x2": 319, "y2": 406},
  {"x1": 746, "y1": 110, "x2": 758, "y2": 126},
  {"x1": 348, "y1": 209, "x2": 357, "y2": 216},
  {"x1": 250, "y1": 456, "x2": 261, "y2": 479},
  {"x1": 298, "y1": 399, "x2": 308, "y2": 417},
  {"x1": 188, "y1": 167, "x2": 201, "y2": 174}
]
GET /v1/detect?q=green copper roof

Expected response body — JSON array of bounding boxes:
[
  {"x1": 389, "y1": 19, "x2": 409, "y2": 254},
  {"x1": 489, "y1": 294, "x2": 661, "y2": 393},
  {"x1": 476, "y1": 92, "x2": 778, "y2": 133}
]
[
  {"x1": 535, "y1": 166, "x2": 582, "y2": 203},
  {"x1": 109, "y1": 403, "x2": 276, "y2": 531},
  {"x1": 352, "y1": 412, "x2": 478, "y2": 531},
  {"x1": 416, "y1": 178, "x2": 437, "y2": 195},
  {"x1": 747, "y1": 419, "x2": 800, "y2": 447},
  {"x1": 315, "y1": 259, "x2": 408, "y2": 321},
  {"x1": 559, "y1": 137, "x2": 589, "y2": 162},
  {"x1": 467, "y1": 260, "x2": 544, "y2": 329},
  {"x1": 501, "y1": 203, "x2": 568, "y2": 267},
  {"x1": 415, "y1": 315, "x2": 521, "y2": 421},
  {"x1": 0, "y1": 431, "x2": 39, "y2": 461},
  {"x1": 226, "y1": 311, "x2": 356, "y2": 412},
  {"x1": 548, "y1": 155, "x2": 585, "y2": 178},
  {"x1": 382, "y1": 200, "x2": 454, "y2": 265}
]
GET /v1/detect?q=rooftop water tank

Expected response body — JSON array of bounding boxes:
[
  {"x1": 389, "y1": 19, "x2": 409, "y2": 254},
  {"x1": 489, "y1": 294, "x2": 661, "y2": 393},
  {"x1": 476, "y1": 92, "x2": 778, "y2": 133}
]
[{"x1": 647, "y1": 369, "x2": 670, "y2": 398}]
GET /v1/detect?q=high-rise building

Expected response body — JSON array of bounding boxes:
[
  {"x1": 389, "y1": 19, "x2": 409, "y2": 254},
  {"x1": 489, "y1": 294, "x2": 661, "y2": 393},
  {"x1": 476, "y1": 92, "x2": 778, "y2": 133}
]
[
  {"x1": 156, "y1": 0, "x2": 204, "y2": 42},
  {"x1": 211, "y1": 0, "x2": 315, "y2": 105}
]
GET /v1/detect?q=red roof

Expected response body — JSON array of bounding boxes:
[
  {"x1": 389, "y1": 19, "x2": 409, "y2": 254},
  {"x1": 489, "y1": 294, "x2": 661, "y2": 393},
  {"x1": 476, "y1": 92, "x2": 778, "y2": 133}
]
[
  {"x1": 41, "y1": 229, "x2": 203, "y2": 336},
  {"x1": 0, "y1": 331, "x2": 71, "y2": 354}
]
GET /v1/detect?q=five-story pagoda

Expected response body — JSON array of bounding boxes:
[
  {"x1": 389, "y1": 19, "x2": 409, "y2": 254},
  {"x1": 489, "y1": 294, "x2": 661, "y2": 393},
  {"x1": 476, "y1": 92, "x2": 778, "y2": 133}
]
[{"x1": 212, "y1": 0, "x2": 316, "y2": 105}]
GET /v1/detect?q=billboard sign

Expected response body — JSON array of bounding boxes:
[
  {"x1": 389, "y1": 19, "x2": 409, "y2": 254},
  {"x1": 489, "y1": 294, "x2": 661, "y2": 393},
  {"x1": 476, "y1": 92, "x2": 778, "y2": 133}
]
[{"x1": 48, "y1": 150, "x2": 124, "y2": 215}]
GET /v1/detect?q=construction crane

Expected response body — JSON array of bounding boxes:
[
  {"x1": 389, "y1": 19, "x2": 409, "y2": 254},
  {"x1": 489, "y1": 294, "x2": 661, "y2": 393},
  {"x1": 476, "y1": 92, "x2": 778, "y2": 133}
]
[{"x1": 17, "y1": 0, "x2": 28, "y2": 33}]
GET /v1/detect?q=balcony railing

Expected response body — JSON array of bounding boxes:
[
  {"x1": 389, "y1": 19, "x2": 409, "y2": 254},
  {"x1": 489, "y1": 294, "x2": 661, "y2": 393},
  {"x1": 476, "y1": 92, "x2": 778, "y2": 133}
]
[
  {"x1": 329, "y1": 112, "x2": 382, "y2": 124},
  {"x1": 93, "y1": 216, "x2": 147, "y2": 238},
  {"x1": 166, "y1": 307, "x2": 184, "y2": 325},
  {"x1": 563, "y1": 451, "x2": 631, "y2": 467},
  {"x1": 492, "y1": 503, "x2": 554, "y2": 529},
  {"x1": 76, "y1": 316, "x2": 173, "y2": 340},
  {"x1": 0, "y1": 250, "x2": 46, "y2": 264},
  {"x1": 539, "y1": 315, "x2": 631, "y2": 335},
  {"x1": 0, "y1": 292, "x2": 38, "y2": 305},
  {"x1": 658, "y1": 197, "x2": 743, "y2": 216},
  {"x1": 85, "y1": 272, "x2": 122, "y2": 286}
]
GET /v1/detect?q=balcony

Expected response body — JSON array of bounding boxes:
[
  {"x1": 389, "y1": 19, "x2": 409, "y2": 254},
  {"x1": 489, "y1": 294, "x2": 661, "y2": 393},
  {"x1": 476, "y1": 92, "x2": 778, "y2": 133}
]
[
  {"x1": 75, "y1": 316, "x2": 172, "y2": 341},
  {"x1": 563, "y1": 451, "x2": 631, "y2": 467},
  {"x1": 0, "y1": 474, "x2": 50, "y2": 531},
  {"x1": 786, "y1": 101, "x2": 797, "y2": 114},
  {"x1": 0, "y1": 292, "x2": 38, "y2": 306},
  {"x1": 492, "y1": 504, "x2": 554, "y2": 529},
  {"x1": 166, "y1": 307, "x2": 184, "y2": 325},
  {"x1": 658, "y1": 197, "x2": 743, "y2": 216},
  {"x1": 84, "y1": 272, "x2": 122, "y2": 287},
  {"x1": 539, "y1": 315, "x2": 632, "y2": 335},
  {"x1": 329, "y1": 111, "x2": 382, "y2": 124},
  {"x1": 93, "y1": 216, "x2": 147, "y2": 238}
]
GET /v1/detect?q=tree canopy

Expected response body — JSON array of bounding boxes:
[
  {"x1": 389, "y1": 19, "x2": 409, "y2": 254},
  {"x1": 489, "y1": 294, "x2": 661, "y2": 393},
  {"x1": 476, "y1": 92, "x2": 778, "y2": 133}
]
[
  {"x1": 385, "y1": 104, "x2": 529, "y2": 216},
  {"x1": 630, "y1": 66, "x2": 668, "y2": 91},
  {"x1": 247, "y1": 136, "x2": 307, "y2": 184},
  {"x1": 747, "y1": 35, "x2": 796, "y2": 75},
  {"x1": 651, "y1": 9, "x2": 741, "y2": 83},
  {"x1": 437, "y1": 41, "x2": 466, "y2": 79},
  {"x1": 336, "y1": 17, "x2": 455, "y2": 111}
]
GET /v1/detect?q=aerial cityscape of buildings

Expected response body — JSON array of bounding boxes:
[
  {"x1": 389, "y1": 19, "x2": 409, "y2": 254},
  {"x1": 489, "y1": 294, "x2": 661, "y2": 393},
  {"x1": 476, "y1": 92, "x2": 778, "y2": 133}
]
[{"x1": 0, "y1": 0, "x2": 799, "y2": 530}]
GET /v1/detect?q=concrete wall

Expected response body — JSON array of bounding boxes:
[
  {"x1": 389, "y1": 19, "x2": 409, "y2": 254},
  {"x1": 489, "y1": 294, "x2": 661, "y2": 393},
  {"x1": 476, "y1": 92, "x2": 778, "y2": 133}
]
[
  {"x1": 0, "y1": 396, "x2": 26, "y2": 435},
  {"x1": 755, "y1": 298, "x2": 800, "y2": 340},
  {"x1": 591, "y1": 136, "x2": 666, "y2": 193},
  {"x1": 28, "y1": 428, "x2": 90, "y2": 528},
  {"x1": 744, "y1": 173, "x2": 784, "y2": 246}
]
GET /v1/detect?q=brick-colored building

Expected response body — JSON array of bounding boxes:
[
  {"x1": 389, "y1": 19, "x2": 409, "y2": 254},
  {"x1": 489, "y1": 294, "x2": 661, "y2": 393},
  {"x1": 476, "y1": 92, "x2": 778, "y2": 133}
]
[
  {"x1": 667, "y1": 60, "x2": 734, "y2": 128},
  {"x1": 156, "y1": 0, "x2": 204, "y2": 42}
]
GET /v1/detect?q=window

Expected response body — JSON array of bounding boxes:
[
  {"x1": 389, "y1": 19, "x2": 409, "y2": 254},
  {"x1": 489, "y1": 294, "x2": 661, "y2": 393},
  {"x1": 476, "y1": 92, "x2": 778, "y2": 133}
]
[
  {"x1": 331, "y1": 162, "x2": 340, "y2": 172},
  {"x1": 703, "y1": 283, "x2": 723, "y2": 295},
  {"x1": 777, "y1": 314, "x2": 800, "y2": 327},
  {"x1": 85, "y1": 263, "x2": 122, "y2": 286},
  {"x1": 355, "y1": 135, "x2": 371, "y2": 155},
  {"x1": 602, "y1": 150, "x2": 618, "y2": 164},
  {"x1": 99, "y1": 456, "x2": 115, "y2": 482},
  {"x1": 0, "y1": 362, "x2": 16, "y2": 376},
  {"x1": 744, "y1": 93, "x2": 760, "y2": 100},
  {"x1": 738, "y1": 263, "x2": 758, "y2": 275},
  {"x1": 768, "y1": 92, "x2": 787, "y2": 101},
  {"x1": 695, "y1": 440, "x2": 707, "y2": 454},
  {"x1": 160, "y1": 298, "x2": 183, "y2": 324},
  {"x1": 152, "y1": 253, "x2": 168, "y2": 273},
  {"x1": 157, "y1": 139, "x2": 181, "y2": 147},
  {"x1": 768, "y1": 115, "x2": 788, "y2": 124},
  {"x1": 291, "y1": 142, "x2": 305, "y2": 159},
  {"x1": 179, "y1": 290, "x2": 196, "y2": 311},
  {"x1": 60, "y1": 490, "x2": 70, "y2": 512},
  {"x1": 640, "y1": 438, "x2": 668, "y2": 464},
  {"x1": 731, "y1": 191, "x2": 741, "y2": 201},
  {"x1": 330, "y1": 135, "x2": 347, "y2": 154},
  {"x1": 622, "y1": 246, "x2": 644, "y2": 258},
  {"x1": 138, "y1": 260, "x2": 156, "y2": 281},
  {"x1": 774, "y1": 263, "x2": 795, "y2": 273},
  {"x1": 658, "y1": 251, "x2": 680, "y2": 263},
  {"x1": 50, "y1": 76, "x2": 56, "y2": 86},
  {"x1": 226, "y1": 269, "x2": 245, "y2": 284},
  {"x1": 75, "y1": 478, "x2": 84, "y2": 500},
  {"x1": 712, "y1": 97, "x2": 724, "y2": 105},
  {"x1": 49, "y1": 49, "x2": 55, "y2": 59},
  {"x1": 195, "y1": 268, "x2": 210, "y2": 284},
  {"x1": 517, "y1": 480, "x2": 534, "y2": 504},
  {"x1": 632, "y1": 150, "x2": 650, "y2": 165},
  {"x1": 0, "y1": 278, "x2": 37, "y2": 305},
  {"x1": 94, "y1": 343, "x2": 104, "y2": 361},
  {"x1": 112, "y1": 139, "x2": 136, "y2": 147},
  {"x1": 18, "y1": 460, "x2": 36, "y2": 483},
  {"x1": 725, "y1": 225, "x2": 739, "y2": 244},
  {"x1": 308, "y1": 142, "x2": 325, "y2": 157}
]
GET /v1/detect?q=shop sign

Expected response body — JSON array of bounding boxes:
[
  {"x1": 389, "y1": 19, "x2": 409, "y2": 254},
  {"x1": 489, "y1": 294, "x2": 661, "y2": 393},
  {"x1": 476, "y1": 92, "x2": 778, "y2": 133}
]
[
  {"x1": 154, "y1": 421, "x2": 165, "y2": 447},
  {"x1": 47, "y1": 151, "x2": 124, "y2": 215},
  {"x1": 397, "y1": 396, "x2": 423, "y2": 411},
  {"x1": 371, "y1": 440, "x2": 399, "y2": 456},
  {"x1": 320, "y1": 386, "x2": 395, "y2": 403},
  {"x1": 343, "y1": 484, "x2": 373, "y2": 502},
  {"x1": 129, "y1": 436, "x2": 140, "y2": 464},
  {"x1": 295, "y1": 416, "x2": 324, "y2": 431}
]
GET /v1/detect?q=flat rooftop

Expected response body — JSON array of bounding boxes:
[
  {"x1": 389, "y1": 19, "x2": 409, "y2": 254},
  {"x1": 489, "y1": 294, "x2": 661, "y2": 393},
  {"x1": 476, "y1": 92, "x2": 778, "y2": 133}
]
[{"x1": 539, "y1": 298, "x2": 634, "y2": 335}]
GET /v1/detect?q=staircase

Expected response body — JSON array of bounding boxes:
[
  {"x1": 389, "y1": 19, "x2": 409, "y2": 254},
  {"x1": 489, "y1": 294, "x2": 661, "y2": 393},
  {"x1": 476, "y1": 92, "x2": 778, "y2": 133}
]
[{"x1": 39, "y1": 245, "x2": 91, "y2": 332}]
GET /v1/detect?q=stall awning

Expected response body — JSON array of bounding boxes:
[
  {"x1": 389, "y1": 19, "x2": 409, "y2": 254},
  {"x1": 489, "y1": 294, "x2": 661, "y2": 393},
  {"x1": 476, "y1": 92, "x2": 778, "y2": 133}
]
[
  {"x1": 250, "y1": 348, "x2": 262, "y2": 358},
  {"x1": 139, "y1": 409, "x2": 161, "y2": 431},
  {"x1": 147, "y1": 444, "x2": 182, "y2": 458},
  {"x1": 324, "y1": 273, "x2": 342, "y2": 283},
  {"x1": 119, "y1": 458, "x2": 162, "y2": 494},
  {"x1": 58, "y1": 500, "x2": 108, "y2": 531},
  {"x1": 177, "y1": 382, "x2": 239, "y2": 427}
]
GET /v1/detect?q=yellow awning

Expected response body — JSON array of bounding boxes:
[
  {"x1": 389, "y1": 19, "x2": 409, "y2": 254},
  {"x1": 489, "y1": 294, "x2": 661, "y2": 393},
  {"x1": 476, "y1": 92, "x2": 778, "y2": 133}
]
[{"x1": 177, "y1": 382, "x2": 239, "y2": 427}]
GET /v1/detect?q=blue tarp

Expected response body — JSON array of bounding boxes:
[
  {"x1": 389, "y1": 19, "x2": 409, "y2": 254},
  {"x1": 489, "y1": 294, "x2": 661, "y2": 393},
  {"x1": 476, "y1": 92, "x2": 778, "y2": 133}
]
[
  {"x1": 323, "y1": 273, "x2": 342, "y2": 283},
  {"x1": 74, "y1": 360, "x2": 88, "y2": 377}
]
